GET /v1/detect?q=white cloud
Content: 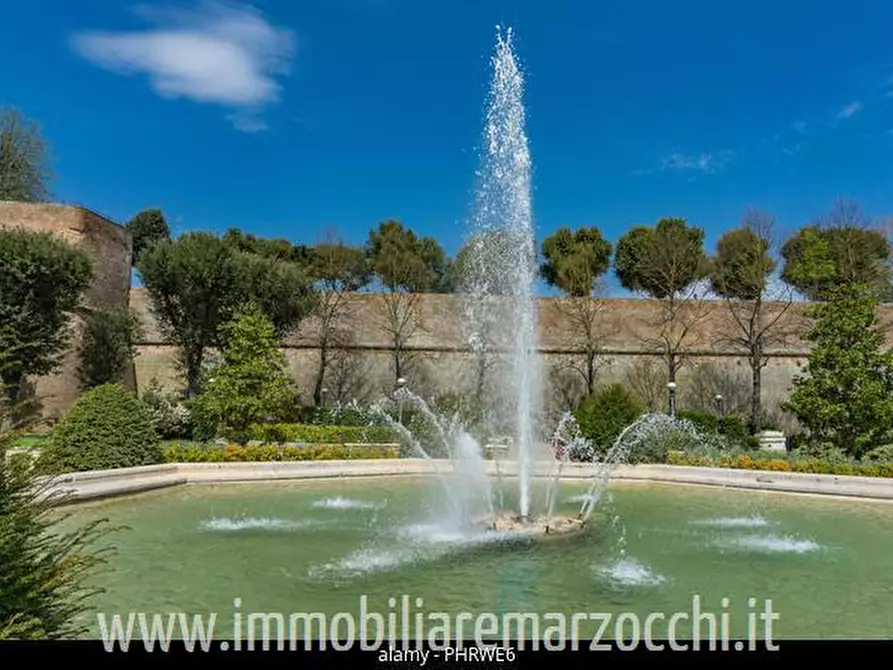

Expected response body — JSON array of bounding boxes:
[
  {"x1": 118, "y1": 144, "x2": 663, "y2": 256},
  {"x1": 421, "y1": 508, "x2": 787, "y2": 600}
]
[
  {"x1": 791, "y1": 121, "x2": 808, "y2": 134},
  {"x1": 70, "y1": 1, "x2": 294, "y2": 132},
  {"x1": 661, "y1": 150, "x2": 733, "y2": 174},
  {"x1": 836, "y1": 101, "x2": 863, "y2": 120}
]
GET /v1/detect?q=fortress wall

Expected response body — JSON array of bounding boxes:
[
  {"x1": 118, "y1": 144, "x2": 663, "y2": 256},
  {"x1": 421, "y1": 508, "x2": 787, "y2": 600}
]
[
  {"x1": 131, "y1": 288, "x2": 824, "y2": 421},
  {"x1": 0, "y1": 202, "x2": 133, "y2": 421}
]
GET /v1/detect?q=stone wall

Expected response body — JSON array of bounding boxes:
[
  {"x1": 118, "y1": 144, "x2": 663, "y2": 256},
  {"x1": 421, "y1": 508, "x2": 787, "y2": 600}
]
[
  {"x1": 131, "y1": 288, "x2": 893, "y2": 425},
  {"x1": 0, "y1": 201, "x2": 133, "y2": 421}
]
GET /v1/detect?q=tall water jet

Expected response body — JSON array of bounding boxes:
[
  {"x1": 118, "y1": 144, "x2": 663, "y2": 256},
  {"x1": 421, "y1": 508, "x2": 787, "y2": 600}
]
[{"x1": 463, "y1": 26, "x2": 539, "y2": 519}]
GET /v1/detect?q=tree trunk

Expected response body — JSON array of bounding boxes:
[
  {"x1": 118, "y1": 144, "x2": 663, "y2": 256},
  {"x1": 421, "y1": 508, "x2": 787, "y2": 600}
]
[
  {"x1": 586, "y1": 350, "x2": 596, "y2": 397},
  {"x1": 666, "y1": 354, "x2": 678, "y2": 384},
  {"x1": 393, "y1": 347, "x2": 403, "y2": 386},
  {"x1": 313, "y1": 344, "x2": 328, "y2": 406},
  {"x1": 184, "y1": 349, "x2": 203, "y2": 398},
  {"x1": 750, "y1": 356, "x2": 762, "y2": 434}
]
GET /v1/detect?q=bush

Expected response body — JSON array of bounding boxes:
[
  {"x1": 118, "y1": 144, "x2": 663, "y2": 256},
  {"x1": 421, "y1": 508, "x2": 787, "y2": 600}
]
[
  {"x1": 38, "y1": 384, "x2": 162, "y2": 474},
  {"x1": 190, "y1": 304, "x2": 296, "y2": 443},
  {"x1": 862, "y1": 445, "x2": 893, "y2": 462},
  {"x1": 633, "y1": 426, "x2": 705, "y2": 464},
  {"x1": 162, "y1": 441, "x2": 399, "y2": 462},
  {"x1": 291, "y1": 405, "x2": 386, "y2": 427},
  {"x1": 666, "y1": 451, "x2": 893, "y2": 478},
  {"x1": 676, "y1": 410, "x2": 755, "y2": 449},
  {"x1": 140, "y1": 379, "x2": 193, "y2": 440},
  {"x1": 77, "y1": 305, "x2": 142, "y2": 389},
  {"x1": 574, "y1": 384, "x2": 642, "y2": 457},
  {"x1": 676, "y1": 410, "x2": 717, "y2": 432},
  {"x1": 249, "y1": 423, "x2": 397, "y2": 445}
]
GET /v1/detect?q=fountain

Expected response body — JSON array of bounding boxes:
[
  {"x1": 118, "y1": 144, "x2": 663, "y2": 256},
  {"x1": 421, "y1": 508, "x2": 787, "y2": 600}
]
[
  {"x1": 363, "y1": 28, "x2": 607, "y2": 538},
  {"x1": 369, "y1": 28, "x2": 718, "y2": 540}
]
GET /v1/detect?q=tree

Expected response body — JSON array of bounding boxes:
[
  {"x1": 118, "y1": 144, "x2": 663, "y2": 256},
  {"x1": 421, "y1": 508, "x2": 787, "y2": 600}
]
[
  {"x1": 0, "y1": 228, "x2": 93, "y2": 407},
  {"x1": 223, "y1": 227, "x2": 313, "y2": 266},
  {"x1": 232, "y1": 251, "x2": 317, "y2": 341},
  {"x1": 614, "y1": 217, "x2": 710, "y2": 386},
  {"x1": 365, "y1": 220, "x2": 446, "y2": 384},
  {"x1": 137, "y1": 233, "x2": 242, "y2": 397},
  {"x1": 126, "y1": 209, "x2": 170, "y2": 266},
  {"x1": 782, "y1": 284, "x2": 893, "y2": 458},
  {"x1": 77, "y1": 306, "x2": 142, "y2": 389},
  {"x1": 137, "y1": 232, "x2": 316, "y2": 397},
  {"x1": 0, "y1": 108, "x2": 53, "y2": 203},
  {"x1": 781, "y1": 197, "x2": 891, "y2": 300},
  {"x1": 540, "y1": 226, "x2": 614, "y2": 397},
  {"x1": 307, "y1": 237, "x2": 370, "y2": 406},
  {"x1": 0, "y1": 355, "x2": 113, "y2": 638},
  {"x1": 191, "y1": 303, "x2": 296, "y2": 443},
  {"x1": 710, "y1": 208, "x2": 794, "y2": 433}
]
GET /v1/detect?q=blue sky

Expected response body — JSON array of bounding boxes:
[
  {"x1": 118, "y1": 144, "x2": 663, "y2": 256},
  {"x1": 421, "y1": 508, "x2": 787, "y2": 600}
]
[{"x1": 3, "y1": 0, "x2": 893, "y2": 295}]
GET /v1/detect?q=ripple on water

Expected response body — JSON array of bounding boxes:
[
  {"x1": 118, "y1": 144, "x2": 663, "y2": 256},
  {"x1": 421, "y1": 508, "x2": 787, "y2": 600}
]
[
  {"x1": 309, "y1": 522, "x2": 534, "y2": 580},
  {"x1": 716, "y1": 533, "x2": 821, "y2": 554},
  {"x1": 691, "y1": 515, "x2": 771, "y2": 529},
  {"x1": 311, "y1": 497, "x2": 380, "y2": 510},
  {"x1": 594, "y1": 558, "x2": 667, "y2": 588},
  {"x1": 201, "y1": 517, "x2": 319, "y2": 532}
]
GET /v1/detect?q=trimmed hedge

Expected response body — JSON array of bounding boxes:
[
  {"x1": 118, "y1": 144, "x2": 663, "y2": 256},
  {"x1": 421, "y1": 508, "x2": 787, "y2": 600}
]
[
  {"x1": 162, "y1": 441, "x2": 399, "y2": 462},
  {"x1": 38, "y1": 383, "x2": 162, "y2": 474},
  {"x1": 248, "y1": 423, "x2": 397, "y2": 445},
  {"x1": 667, "y1": 451, "x2": 893, "y2": 478}
]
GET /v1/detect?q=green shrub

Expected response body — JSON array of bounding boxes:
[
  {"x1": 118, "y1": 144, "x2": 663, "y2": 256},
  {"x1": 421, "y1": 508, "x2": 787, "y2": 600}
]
[
  {"x1": 862, "y1": 445, "x2": 893, "y2": 462},
  {"x1": 163, "y1": 441, "x2": 398, "y2": 462},
  {"x1": 666, "y1": 451, "x2": 893, "y2": 478},
  {"x1": 574, "y1": 384, "x2": 642, "y2": 457},
  {"x1": 140, "y1": 379, "x2": 193, "y2": 440},
  {"x1": 676, "y1": 410, "x2": 717, "y2": 433},
  {"x1": 190, "y1": 303, "x2": 297, "y2": 443},
  {"x1": 38, "y1": 384, "x2": 162, "y2": 474},
  {"x1": 676, "y1": 410, "x2": 754, "y2": 449},
  {"x1": 291, "y1": 405, "x2": 385, "y2": 427},
  {"x1": 249, "y1": 423, "x2": 398, "y2": 445},
  {"x1": 77, "y1": 305, "x2": 142, "y2": 389},
  {"x1": 792, "y1": 440, "x2": 849, "y2": 463},
  {"x1": 633, "y1": 426, "x2": 705, "y2": 464}
]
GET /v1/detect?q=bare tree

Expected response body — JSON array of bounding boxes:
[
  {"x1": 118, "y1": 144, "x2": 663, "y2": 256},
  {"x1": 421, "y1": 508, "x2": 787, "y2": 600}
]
[
  {"x1": 622, "y1": 356, "x2": 665, "y2": 411},
  {"x1": 308, "y1": 235, "x2": 370, "y2": 406},
  {"x1": 326, "y1": 343, "x2": 373, "y2": 406},
  {"x1": 710, "y1": 207, "x2": 795, "y2": 432},
  {"x1": 681, "y1": 360, "x2": 750, "y2": 415},
  {"x1": 365, "y1": 220, "x2": 446, "y2": 385}
]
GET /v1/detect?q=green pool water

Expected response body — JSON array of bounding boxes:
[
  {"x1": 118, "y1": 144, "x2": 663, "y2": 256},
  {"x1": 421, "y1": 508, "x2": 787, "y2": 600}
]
[{"x1": 59, "y1": 478, "x2": 893, "y2": 641}]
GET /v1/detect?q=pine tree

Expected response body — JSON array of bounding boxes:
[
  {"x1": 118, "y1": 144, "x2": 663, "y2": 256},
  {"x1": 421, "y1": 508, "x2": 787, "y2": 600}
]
[{"x1": 783, "y1": 284, "x2": 893, "y2": 457}]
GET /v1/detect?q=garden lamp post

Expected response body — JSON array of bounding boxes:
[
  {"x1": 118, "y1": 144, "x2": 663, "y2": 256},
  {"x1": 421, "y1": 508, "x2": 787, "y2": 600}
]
[
  {"x1": 714, "y1": 393, "x2": 724, "y2": 426},
  {"x1": 321, "y1": 387, "x2": 328, "y2": 408},
  {"x1": 667, "y1": 381, "x2": 677, "y2": 418},
  {"x1": 396, "y1": 377, "x2": 407, "y2": 424}
]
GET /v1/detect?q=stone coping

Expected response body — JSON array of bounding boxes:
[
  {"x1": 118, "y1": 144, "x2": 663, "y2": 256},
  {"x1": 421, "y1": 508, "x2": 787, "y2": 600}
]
[{"x1": 41, "y1": 459, "x2": 893, "y2": 506}]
